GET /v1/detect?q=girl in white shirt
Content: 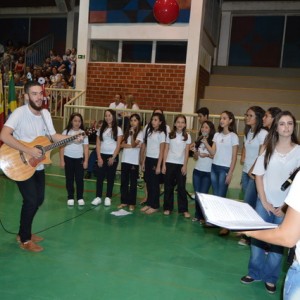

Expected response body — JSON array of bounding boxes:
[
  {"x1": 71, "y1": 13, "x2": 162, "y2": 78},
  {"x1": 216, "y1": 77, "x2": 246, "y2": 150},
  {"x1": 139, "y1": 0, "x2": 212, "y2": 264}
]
[
  {"x1": 241, "y1": 106, "x2": 268, "y2": 208},
  {"x1": 119, "y1": 114, "x2": 143, "y2": 211},
  {"x1": 192, "y1": 120, "x2": 216, "y2": 222},
  {"x1": 141, "y1": 113, "x2": 166, "y2": 214},
  {"x1": 206, "y1": 111, "x2": 239, "y2": 236},
  {"x1": 241, "y1": 111, "x2": 300, "y2": 294},
  {"x1": 91, "y1": 109, "x2": 123, "y2": 207},
  {"x1": 59, "y1": 113, "x2": 89, "y2": 206},
  {"x1": 162, "y1": 114, "x2": 191, "y2": 218}
]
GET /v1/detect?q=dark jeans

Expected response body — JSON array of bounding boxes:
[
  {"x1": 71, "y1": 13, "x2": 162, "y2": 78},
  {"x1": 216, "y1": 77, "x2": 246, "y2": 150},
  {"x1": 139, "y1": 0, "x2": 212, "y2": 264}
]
[
  {"x1": 144, "y1": 157, "x2": 161, "y2": 209},
  {"x1": 87, "y1": 148, "x2": 97, "y2": 173},
  {"x1": 64, "y1": 155, "x2": 84, "y2": 200},
  {"x1": 163, "y1": 162, "x2": 188, "y2": 213},
  {"x1": 120, "y1": 162, "x2": 139, "y2": 205},
  {"x1": 193, "y1": 169, "x2": 211, "y2": 219},
  {"x1": 16, "y1": 170, "x2": 45, "y2": 243},
  {"x1": 96, "y1": 153, "x2": 118, "y2": 198}
]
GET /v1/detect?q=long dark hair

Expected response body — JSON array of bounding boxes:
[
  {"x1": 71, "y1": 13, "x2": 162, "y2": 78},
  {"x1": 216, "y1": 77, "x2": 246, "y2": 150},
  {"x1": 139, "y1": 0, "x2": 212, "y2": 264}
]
[
  {"x1": 123, "y1": 113, "x2": 142, "y2": 142},
  {"x1": 65, "y1": 112, "x2": 84, "y2": 134},
  {"x1": 195, "y1": 120, "x2": 216, "y2": 149},
  {"x1": 244, "y1": 106, "x2": 265, "y2": 139},
  {"x1": 264, "y1": 111, "x2": 299, "y2": 169},
  {"x1": 144, "y1": 112, "x2": 167, "y2": 145},
  {"x1": 169, "y1": 114, "x2": 188, "y2": 141},
  {"x1": 99, "y1": 109, "x2": 118, "y2": 141},
  {"x1": 218, "y1": 111, "x2": 237, "y2": 133}
]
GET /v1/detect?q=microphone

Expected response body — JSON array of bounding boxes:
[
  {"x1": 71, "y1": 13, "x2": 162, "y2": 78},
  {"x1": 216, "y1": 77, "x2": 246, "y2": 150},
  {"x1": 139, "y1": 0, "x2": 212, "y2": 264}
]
[{"x1": 281, "y1": 167, "x2": 300, "y2": 191}]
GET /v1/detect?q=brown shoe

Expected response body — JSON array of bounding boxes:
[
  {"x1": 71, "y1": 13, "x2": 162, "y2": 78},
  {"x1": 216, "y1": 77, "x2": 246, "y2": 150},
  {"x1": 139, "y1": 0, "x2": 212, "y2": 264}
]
[
  {"x1": 16, "y1": 234, "x2": 44, "y2": 243},
  {"x1": 19, "y1": 241, "x2": 44, "y2": 252}
]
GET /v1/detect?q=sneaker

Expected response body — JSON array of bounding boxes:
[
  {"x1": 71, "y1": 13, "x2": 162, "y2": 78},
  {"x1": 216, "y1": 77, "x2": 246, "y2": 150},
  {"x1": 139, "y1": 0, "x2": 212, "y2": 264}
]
[
  {"x1": 265, "y1": 283, "x2": 276, "y2": 294},
  {"x1": 67, "y1": 199, "x2": 74, "y2": 206},
  {"x1": 16, "y1": 234, "x2": 44, "y2": 243},
  {"x1": 104, "y1": 197, "x2": 111, "y2": 206},
  {"x1": 241, "y1": 276, "x2": 260, "y2": 284},
  {"x1": 85, "y1": 172, "x2": 92, "y2": 179},
  {"x1": 91, "y1": 197, "x2": 102, "y2": 206},
  {"x1": 19, "y1": 240, "x2": 44, "y2": 252},
  {"x1": 78, "y1": 199, "x2": 85, "y2": 206}
]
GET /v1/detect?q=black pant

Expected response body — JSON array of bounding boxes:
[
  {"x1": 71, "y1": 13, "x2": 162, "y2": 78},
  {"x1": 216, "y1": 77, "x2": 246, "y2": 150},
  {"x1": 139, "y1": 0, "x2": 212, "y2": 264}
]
[
  {"x1": 163, "y1": 163, "x2": 188, "y2": 213},
  {"x1": 144, "y1": 157, "x2": 161, "y2": 209},
  {"x1": 120, "y1": 162, "x2": 139, "y2": 205},
  {"x1": 96, "y1": 154, "x2": 118, "y2": 198},
  {"x1": 64, "y1": 155, "x2": 84, "y2": 200},
  {"x1": 16, "y1": 170, "x2": 45, "y2": 243}
]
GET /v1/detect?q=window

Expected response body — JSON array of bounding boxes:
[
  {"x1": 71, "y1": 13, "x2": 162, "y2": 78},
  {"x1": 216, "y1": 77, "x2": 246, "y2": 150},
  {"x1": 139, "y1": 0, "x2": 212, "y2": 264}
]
[
  {"x1": 90, "y1": 40, "x2": 118, "y2": 62},
  {"x1": 156, "y1": 41, "x2": 187, "y2": 63},
  {"x1": 122, "y1": 41, "x2": 152, "y2": 63}
]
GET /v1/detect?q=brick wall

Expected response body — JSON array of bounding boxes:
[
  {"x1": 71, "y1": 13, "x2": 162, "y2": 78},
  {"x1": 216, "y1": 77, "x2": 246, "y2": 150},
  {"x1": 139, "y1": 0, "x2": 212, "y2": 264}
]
[{"x1": 86, "y1": 63, "x2": 186, "y2": 112}]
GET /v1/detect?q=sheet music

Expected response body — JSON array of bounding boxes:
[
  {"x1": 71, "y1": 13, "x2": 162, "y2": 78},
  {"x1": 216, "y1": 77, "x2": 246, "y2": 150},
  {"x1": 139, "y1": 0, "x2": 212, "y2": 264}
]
[{"x1": 196, "y1": 193, "x2": 278, "y2": 230}]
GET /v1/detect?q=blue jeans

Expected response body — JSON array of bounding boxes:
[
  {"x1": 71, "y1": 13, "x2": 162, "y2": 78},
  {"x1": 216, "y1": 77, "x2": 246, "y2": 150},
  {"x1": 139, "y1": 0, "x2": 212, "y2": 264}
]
[
  {"x1": 248, "y1": 198, "x2": 284, "y2": 284},
  {"x1": 241, "y1": 172, "x2": 257, "y2": 209},
  {"x1": 193, "y1": 169, "x2": 211, "y2": 219},
  {"x1": 211, "y1": 164, "x2": 230, "y2": 197},
  {"x1": 284, "y1": 261, "x2": 300, "y2": 300}
]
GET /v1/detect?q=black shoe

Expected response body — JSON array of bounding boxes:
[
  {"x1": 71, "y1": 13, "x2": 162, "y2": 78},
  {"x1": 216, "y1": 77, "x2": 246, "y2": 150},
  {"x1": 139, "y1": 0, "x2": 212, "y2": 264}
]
[
  {"x1": 85, "y1": 172, "x2": 91, "y2": 179},
  {"x1": 265, "y1": 283, "x2": 276, "y2": 294},
  {"x1": 240, "y1": 276, "x2": 259, "y2": 284}
]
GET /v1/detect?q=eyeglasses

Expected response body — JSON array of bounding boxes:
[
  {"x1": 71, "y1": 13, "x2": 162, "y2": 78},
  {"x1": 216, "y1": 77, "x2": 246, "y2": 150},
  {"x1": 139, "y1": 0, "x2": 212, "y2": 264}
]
[{"x1": 244, "y1": 114, "x2": 255, "y2": 118}]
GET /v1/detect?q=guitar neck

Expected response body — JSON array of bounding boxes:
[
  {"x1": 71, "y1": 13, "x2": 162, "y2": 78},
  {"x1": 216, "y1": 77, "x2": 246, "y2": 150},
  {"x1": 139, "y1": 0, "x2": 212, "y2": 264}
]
[{"x1": 43, "y1": 132, "x2": 84, "y2": 152}]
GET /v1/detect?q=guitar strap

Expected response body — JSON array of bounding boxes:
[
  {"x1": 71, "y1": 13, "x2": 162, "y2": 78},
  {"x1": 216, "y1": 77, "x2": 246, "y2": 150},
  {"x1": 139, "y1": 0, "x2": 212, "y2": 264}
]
[{"x1": 40, "y1": 110, "x2": 54, "y2": 143}]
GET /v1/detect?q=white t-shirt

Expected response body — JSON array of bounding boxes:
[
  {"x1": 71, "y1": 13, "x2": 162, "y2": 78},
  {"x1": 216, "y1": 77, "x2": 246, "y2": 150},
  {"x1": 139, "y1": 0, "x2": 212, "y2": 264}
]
[
  {"x1": 121, "y1": 130, "x2": 143, "y2": 165},
  {"x1": 62, "y1": 129, "x2": 88, "y2": 159},
  {"x1": 243, "y1": 129, "x2": 268, "y2": 173},
  {"x1": 109, "y1": 102, "x2": 125, "y2": 109},
  {"x1": 4, "y1": 105, "x2": 56, "y2": 170},
  {"x1": 212, "y1": 132, "x2": 239, "y2": 167},
  {"x1": 284, "y1": 172, "x2": 300, "y2": 261},
  {"x1": 166, "y1": 132, "x2": 191, "y2": 165},
  {"x1": 145, "y1": 131, "x2": 166, "y2": 159},
  {"x1": 253, "y1": 145, "x2": 300, "y2": 207},
  {"x1": 97, "y1": 127, "x2": 123, "y2": 155},
  {"x1": 194, "y1": 142, "x2": 213, "y2": 172}
]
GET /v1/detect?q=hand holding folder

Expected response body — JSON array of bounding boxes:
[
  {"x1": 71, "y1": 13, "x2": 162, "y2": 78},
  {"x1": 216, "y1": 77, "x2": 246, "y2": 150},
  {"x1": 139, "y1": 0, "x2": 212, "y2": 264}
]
[{"x1": 196, "y1": 193, "x2": 278, "y2": 231}]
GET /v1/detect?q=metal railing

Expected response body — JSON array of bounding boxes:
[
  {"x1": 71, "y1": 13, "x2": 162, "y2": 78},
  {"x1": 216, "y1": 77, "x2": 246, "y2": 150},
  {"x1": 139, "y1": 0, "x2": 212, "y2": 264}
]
[{"x1": 25, "y1": 34, "x2": 54, "y2": 67}]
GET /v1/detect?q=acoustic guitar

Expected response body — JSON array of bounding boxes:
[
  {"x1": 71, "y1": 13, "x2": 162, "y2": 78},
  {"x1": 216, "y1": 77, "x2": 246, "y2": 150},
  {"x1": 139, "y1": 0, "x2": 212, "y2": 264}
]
[{"x1": 0, "y1": 129, "x2": 95, "y2": 181}]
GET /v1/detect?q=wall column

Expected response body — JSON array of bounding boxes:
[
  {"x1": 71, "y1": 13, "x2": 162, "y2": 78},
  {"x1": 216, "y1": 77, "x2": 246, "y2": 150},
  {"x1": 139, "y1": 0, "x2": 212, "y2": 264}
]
[
  {"x1": 217, "y1": 11, "x2": 231, "y2": 66},
  {"x1": 181, "y1": 0, "x2": 205, "y2": 114},
  {"x1": 76, "y1": 0, "x2": 90, "y2": 94},
  {"x1": 65, "y1": 0, "x2": 75, "y2": 49}
]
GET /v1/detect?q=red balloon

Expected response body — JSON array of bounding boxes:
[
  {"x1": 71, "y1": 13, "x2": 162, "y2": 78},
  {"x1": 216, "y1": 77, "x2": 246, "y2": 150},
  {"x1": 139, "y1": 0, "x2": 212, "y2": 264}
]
[{"x1": 153, "y1": 0, "x2": 180, "y2": 25}]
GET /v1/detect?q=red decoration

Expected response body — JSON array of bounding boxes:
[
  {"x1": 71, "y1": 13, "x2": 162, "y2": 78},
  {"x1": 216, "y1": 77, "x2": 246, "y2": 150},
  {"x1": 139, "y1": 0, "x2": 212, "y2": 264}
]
[{"x1": 153, "y1": 0, "x2": 180, "y2": 25}]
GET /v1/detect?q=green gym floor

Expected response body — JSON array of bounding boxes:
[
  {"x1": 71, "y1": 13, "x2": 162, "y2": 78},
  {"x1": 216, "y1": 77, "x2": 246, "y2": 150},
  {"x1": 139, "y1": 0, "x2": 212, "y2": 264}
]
[{"x1": 0, "y1": 166, "x2": 287, "y2": 300}]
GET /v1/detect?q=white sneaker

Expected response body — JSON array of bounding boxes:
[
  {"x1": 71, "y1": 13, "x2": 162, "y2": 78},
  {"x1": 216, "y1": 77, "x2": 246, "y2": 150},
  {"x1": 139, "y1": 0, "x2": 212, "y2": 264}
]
[
  {"x1": 91, "y1": 197, "x2": 102, "y2": 206},
  {"x1": 67, "y1": 199, "x2": 74, "y2": 206},
  {"x1": 104, "y1": 197, "x2": 111, "y2": 206},
  {"x1": 78, "y1": 199, "x2": 85, "y2": 206}
]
